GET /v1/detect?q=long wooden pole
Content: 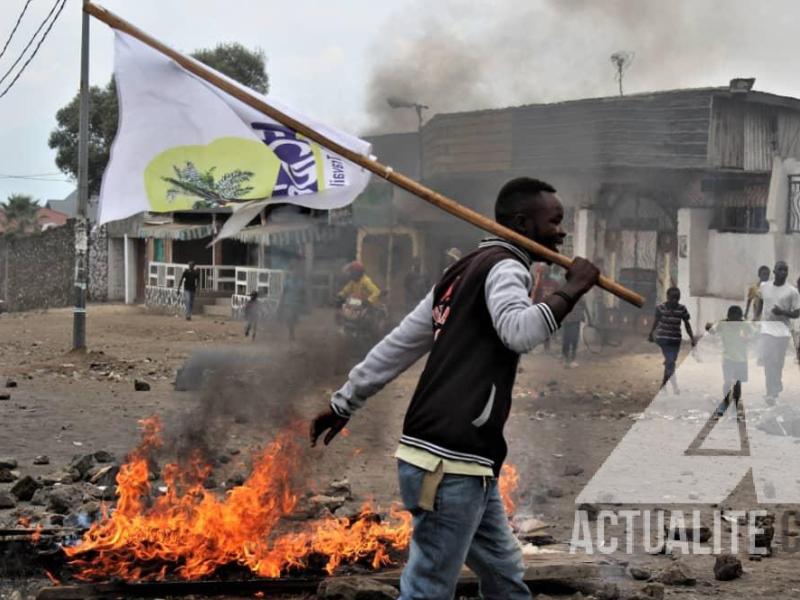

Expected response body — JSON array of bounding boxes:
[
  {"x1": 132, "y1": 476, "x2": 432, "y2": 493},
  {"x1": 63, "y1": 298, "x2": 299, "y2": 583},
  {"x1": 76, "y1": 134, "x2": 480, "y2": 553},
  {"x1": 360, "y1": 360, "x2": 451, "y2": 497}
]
[{"x1": 83, "y1": 2, "x2": 644, "y2": 308}]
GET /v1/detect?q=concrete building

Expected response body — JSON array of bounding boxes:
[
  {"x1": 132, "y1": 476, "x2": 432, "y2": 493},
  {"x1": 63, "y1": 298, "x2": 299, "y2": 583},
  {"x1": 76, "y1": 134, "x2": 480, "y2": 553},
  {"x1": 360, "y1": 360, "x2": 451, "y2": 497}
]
[{"x1": 360, "y1": 81, "x2": 800, "y2": 331}]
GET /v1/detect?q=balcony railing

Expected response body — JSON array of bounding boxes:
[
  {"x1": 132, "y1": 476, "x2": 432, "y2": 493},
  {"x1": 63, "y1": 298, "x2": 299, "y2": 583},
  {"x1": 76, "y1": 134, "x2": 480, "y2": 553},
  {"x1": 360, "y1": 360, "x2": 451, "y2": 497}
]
[
  {"x1": 146, "y1": 262, "x2": 286, "y2": 318},
  {"x1": 147, "y1": 263, "x2": 237, "y2": 293}
]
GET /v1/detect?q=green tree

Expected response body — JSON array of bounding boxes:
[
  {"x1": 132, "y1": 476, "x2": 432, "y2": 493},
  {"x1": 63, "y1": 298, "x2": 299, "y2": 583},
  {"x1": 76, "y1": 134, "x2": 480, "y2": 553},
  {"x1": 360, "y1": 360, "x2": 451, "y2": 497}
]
[
  {"x1": 2, "y1": 194, "x2": 39, "y2": 233},
  {"x1": 48, "y1": 43, "x2": 269, "y2": 195},
  {"x1": 191, "y1": 43, "x2": 268, "y2": 95}
]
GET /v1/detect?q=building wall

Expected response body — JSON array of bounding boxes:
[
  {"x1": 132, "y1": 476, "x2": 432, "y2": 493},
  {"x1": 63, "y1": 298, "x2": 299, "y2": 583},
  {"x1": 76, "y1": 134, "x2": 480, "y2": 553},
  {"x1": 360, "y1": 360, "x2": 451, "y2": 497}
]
[
  {"x1": 108, "y1": 237, "x2": 125, "y2": 301},
  {"x1": 705, "y1": 231, "x2": 775, "y2": 298},
  {"x1": 679, "y1": 206, "x2": 800, "y2": 326},
  {"x1": 124, "y1": 236, "x2": 138, "y2": 304},
  {"x1": 88, "y1": 225, "x2": 109, "y2": 302},
  {"x1": 0, "y1": 221, "x2": 75, "y2": 311}
]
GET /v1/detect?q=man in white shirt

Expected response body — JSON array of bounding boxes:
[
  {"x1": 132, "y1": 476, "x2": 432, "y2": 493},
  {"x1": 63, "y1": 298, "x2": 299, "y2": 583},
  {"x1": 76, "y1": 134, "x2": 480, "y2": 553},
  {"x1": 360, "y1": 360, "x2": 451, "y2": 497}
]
[{"x1": 758, "y1": 261, "x2": 800, "y2": 402}]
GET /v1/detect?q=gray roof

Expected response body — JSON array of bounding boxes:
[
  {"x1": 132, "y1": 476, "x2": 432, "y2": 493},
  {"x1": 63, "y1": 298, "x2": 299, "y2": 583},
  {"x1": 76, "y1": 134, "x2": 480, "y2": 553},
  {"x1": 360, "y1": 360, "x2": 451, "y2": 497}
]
[{"x1": 46, "y1": 189, "x2": 99, "y2": 223}]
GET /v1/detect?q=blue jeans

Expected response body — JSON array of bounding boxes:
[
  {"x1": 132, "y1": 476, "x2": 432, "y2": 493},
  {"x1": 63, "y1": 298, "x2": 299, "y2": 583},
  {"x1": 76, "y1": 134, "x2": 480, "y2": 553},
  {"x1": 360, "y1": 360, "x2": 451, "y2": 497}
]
[
  {"x1": 657, "y1": 341, "x2": 680, "y2": 387},
  {"x1": 397, "y1": 460, "x2": 529, "y2": 600},
  {"x1": 183, "y1": 290, "x2": 195, "y2": 318}
]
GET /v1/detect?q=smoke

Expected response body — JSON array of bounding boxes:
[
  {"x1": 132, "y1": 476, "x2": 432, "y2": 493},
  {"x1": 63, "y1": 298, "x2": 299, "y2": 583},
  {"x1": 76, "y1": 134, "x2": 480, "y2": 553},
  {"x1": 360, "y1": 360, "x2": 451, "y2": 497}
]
[
  {"x1": 163, "y1": 330, "x2": 353, "y2": 467},
  {"x1": 364, "y1": 0, "x2": 793, "y2": 133}
]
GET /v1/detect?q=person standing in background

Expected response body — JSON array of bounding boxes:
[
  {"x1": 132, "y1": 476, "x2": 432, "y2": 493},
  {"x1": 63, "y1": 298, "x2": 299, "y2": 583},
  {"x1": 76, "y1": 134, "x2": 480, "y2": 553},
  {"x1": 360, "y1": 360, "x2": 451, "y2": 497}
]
[
  {"x1": 178, "y1": 261, "x2": 200, "y2": 321},
  {"x1": 648, "y1": 286, "x2": 696, "y2": 394},
  {"x1": 745, "y1": 265, "x2": 771, "y2": 320},
  {"x1": 758, "y1": 261, "x2": 800, "y2": 403}
]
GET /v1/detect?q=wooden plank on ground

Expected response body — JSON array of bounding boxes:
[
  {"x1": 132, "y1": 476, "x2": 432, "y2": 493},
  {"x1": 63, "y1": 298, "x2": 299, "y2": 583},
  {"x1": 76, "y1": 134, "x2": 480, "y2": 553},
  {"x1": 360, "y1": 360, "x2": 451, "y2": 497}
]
[{"x1": 36, "y1": 553, "x2": 620, "y2": 599}]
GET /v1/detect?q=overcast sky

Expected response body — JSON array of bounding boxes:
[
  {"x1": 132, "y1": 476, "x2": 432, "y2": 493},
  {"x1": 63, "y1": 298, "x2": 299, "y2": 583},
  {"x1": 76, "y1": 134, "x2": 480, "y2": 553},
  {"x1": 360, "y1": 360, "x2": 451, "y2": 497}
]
[{"x1": 3, "y1": 0, "x2": 800, "y2": 204}]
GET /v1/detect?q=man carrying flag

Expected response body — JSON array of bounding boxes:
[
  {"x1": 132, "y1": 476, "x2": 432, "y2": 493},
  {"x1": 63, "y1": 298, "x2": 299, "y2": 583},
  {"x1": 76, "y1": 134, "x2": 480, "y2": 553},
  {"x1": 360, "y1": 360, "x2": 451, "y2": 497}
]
[{"x1": 311, "y1": 178, "x2": 599, "y2": 600}]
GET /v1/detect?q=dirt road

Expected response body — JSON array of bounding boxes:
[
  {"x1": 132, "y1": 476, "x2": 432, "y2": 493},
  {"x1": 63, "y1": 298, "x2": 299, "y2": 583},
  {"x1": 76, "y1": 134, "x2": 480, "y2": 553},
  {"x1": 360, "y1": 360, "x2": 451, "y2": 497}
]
[{"x1": 0, "y1": 304, "x2": 797, "y2": 598}]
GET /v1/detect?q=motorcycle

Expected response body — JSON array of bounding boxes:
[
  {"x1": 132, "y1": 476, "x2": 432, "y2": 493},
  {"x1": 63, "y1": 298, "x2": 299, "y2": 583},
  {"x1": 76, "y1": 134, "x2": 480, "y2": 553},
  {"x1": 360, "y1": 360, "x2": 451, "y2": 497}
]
[{"x1": 337, "y1": 295, "x2": 387, "y2": 355}]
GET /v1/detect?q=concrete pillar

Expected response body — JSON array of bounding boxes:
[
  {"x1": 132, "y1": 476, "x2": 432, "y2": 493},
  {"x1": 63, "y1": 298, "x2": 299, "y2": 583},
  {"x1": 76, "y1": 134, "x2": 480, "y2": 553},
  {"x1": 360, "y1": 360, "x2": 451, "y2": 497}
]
[
  {"x1": 123, "y1": 234, "x2": 137, "y2": 305},
  {"x1": 677, "y1": 207, "x2": 713, "y2": 323},
  {"x1": 574, "y1": 208, "x2": 595, "y2": 259}
]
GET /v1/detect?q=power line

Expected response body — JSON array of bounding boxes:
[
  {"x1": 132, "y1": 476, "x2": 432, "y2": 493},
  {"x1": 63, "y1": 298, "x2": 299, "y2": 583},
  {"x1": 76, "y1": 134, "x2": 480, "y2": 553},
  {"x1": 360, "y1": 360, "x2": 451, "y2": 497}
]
[
  {"x1": 0, "y1": 0, "x2": 64, "y2": 93},
  {"x1": 0, "y1": 0, "x2": 34, "y2": 62},
  {"x1": 0, "y1": 174, "x2": 73, "y2": 182}
]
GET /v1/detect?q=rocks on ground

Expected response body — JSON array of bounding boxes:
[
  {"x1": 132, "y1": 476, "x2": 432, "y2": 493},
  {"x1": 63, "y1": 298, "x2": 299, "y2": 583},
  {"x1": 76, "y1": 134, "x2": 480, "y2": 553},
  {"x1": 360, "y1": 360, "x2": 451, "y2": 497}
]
[
  {"x1": 47, "y1": 486, "x2": 85, "y2": 514},
  {"x1": 10, "y1": 475, "x2": 41, "y2": 501},
  {"x1": 628, "y1": 565, "x2": 651, "y2": 581},
  {"x1": 714, "y1": 554, "x2": 743, "y2": 581},
  {"x1": 0, "y1": 490, "x2": 17, "y2": 509},
  {"x1": 317, "y1": 576, "x2": 399, "y2": 600},
  {"x1": 640, "y1": 582, "x2": 665, "y2": 600},
  {"x1": 665, "y1": 517, "x2": 711, "y2": 543},
  {"x1": 658, "y1": 560, "x2": 696, "y2": 586},
  {"x1": 0, "y1": 457, "x2": 18, "y2": 469},
  {"x1": 0, "y1": 467, "x2": 18, "y2": 483},
  {"x1": 134, "y1": 379, "x2": 151, "y2": 391}
]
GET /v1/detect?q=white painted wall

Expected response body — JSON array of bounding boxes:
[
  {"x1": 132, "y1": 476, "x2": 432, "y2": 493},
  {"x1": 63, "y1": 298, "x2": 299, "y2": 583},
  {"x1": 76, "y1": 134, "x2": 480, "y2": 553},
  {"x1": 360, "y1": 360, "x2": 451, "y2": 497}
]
[
  {"x1": 123, "y1": 235, "x2": 138, "y2": 305},
  {"x1": 107, "y1": 237, "x2": 125, "y2": 301},
  {"x1": 705, "y1": 232, "x2": 775, "y2": 299}
]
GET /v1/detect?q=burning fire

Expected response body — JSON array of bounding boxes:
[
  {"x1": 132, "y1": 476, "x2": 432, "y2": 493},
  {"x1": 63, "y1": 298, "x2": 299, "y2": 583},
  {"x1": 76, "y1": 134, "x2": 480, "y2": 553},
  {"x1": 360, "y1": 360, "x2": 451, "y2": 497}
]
[
  {"x1": 65, "y1": 417, "x2": 411, "y2": 581},
  {"x1": 64, "y1": 417, "x2": 520, "y2": 582},
  {"x1": 499, "y1": 463, "x2": 519, "y2": 514}
]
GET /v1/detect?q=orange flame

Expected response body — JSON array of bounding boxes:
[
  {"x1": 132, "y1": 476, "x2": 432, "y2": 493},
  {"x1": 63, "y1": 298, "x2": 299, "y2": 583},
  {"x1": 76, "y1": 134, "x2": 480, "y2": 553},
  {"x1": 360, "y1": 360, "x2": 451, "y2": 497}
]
[
  {"x1": 65, "y1": 417, "x2": 411, "y2": 581},
  {"x1": 499, "y1": 464, "x2": 519, "y2": 515},
  {"x1": 31, "y1": 524, "x2": 43, "y2": 544},
  {"x1": 44, "y1": 570, "x2": 61, "y2": 586}
]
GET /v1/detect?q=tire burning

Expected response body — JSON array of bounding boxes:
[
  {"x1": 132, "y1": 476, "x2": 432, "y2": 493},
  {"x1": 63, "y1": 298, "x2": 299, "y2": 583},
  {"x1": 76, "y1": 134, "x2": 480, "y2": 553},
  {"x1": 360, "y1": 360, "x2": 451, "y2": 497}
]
[{"x1": 63, "y1": 417, "x2": 412, "y2": 581}]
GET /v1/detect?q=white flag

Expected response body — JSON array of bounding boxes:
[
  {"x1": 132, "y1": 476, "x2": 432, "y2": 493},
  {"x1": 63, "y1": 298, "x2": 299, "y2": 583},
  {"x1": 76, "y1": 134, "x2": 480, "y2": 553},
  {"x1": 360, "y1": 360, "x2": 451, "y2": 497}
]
[{"x1": 98, "y1": 31, "x2": 371, "y2": 236}]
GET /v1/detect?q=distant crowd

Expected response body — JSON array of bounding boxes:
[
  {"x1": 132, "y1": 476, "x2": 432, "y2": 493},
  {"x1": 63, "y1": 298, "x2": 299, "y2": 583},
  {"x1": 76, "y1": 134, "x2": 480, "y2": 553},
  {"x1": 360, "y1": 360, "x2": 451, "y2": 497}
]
[{"x1": 648, "y1": 261, "x2": 800, "y2": 410}]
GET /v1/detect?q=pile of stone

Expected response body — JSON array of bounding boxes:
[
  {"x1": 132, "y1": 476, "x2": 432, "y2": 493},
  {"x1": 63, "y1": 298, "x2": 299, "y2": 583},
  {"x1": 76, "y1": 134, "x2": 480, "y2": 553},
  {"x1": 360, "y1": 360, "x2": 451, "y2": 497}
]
[{"x1": 0, "y1": 450, "x2": 119, "y2": 529}]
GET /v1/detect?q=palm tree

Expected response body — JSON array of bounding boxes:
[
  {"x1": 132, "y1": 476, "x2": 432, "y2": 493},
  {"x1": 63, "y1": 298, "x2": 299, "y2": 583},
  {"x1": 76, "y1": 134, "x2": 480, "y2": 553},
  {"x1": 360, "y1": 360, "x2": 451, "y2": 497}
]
[
  {"x1": 162, "y1": 162, "x2": 256, "y2": 208},
  {"x1": 2, "y1": 194, "x2": 39, "y2": 233}
]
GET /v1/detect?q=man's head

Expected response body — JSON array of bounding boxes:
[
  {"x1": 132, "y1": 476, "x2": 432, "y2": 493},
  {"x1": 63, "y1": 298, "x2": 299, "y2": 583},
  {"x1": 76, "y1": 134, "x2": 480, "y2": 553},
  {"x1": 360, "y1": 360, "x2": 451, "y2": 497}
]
[
  {"x1": 727, "y1": 305, "x2": 743, "y2": 321},
  {"x1": 344, "y1": 261, "x2": 364, "y2": 282},
  {"x1": 495, "y1": 178, "x2": 565, "y2": 255},
  {"x1": 758, "y1": 265, "x2": 770, "y2": 282},
  {"x1": 666, "y1": 286, "x2": 681, "y2": 305},
  {"x1": 774, "y1": 261, "x2": 789, "y2": 286},
  {"x1": 188, "y1": 261, "x2": 196, "y2": 270},
  {"x1": 250, "y1": 291, "x2": 258, "y2": 300}
]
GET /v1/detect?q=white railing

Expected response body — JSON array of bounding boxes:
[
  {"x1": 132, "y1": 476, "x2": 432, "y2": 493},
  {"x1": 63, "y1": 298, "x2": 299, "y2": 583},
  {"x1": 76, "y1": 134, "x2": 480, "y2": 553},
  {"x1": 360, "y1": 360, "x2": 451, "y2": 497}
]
[
  {"x1": 231, "y1": 267, "x2": 286, "y2": 319},
  {"x1": 147, "y1": 262, "x2": 238, "y2": 293},
  {"x1": 147, "y1": 261, "x2": 286, "y2": 319}
]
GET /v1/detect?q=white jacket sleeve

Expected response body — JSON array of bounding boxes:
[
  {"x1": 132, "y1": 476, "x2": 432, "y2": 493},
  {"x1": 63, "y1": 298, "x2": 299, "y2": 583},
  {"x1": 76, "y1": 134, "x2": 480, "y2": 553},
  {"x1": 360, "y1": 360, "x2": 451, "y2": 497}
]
[
  {"x1": 485, "y1": 259, "x2": 558, "y2": 353},
  {"x1": 331, "y1": 291, "x2": 434, "y2": 417}
]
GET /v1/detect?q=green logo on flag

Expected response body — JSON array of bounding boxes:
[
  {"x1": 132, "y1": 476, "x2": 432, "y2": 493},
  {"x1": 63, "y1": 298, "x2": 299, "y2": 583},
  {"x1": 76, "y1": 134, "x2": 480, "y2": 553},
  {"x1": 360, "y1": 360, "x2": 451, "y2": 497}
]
[{"x1": 144, "y1": 137, "x2": 281, "y2": 210}]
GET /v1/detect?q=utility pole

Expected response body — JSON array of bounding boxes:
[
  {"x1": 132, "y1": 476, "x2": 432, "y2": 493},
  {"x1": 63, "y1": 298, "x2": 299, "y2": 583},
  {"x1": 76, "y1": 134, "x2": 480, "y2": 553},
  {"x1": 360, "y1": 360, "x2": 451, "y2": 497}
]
[{"x1": 73, "y1": 0, "x2": 90, "y2": 350}]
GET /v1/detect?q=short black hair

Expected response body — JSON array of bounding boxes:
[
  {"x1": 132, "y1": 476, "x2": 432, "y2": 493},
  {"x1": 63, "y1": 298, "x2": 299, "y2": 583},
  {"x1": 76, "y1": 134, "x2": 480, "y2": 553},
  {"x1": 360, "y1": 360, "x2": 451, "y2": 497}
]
[
  {"x1": 758, "y1": 265, "x2": 770, "y2": 274},
  {"x1": 666, "y1": 286, "x2": 680, "y2": 296},
  {"x1": 727, "y1": 305, "x2": 743, "y2": 320},
  {"x1": 495, "y1": 177, "x2": 556, "y2": 223}
]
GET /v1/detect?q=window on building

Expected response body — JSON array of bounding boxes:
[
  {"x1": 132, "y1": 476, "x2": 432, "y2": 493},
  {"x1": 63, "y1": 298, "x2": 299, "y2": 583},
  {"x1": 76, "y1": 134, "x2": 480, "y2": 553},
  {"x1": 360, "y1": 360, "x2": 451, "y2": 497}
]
[
  {"x1": 712, "y1": 206, "x2": 769, "y2": 233},
  {"x1": 153, "y1": 239, "x2": 165, "y2": 262},
  {"x1": 788, "y1": 175, "x2": 800, "y2": 234},
  {"x1": 710, "y1": 185, "x2": 769, "y2": 233}
]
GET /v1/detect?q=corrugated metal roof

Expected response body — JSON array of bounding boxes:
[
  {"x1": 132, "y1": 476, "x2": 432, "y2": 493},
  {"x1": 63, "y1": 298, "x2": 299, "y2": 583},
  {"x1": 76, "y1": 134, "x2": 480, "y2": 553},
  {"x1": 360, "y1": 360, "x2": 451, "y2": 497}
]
[
  {"x1": 137, "y1": 223, "x2": 214, "y2": 240},
  {"x1": 233, "y1": 223, "x2": 338, "y2": 246}
]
